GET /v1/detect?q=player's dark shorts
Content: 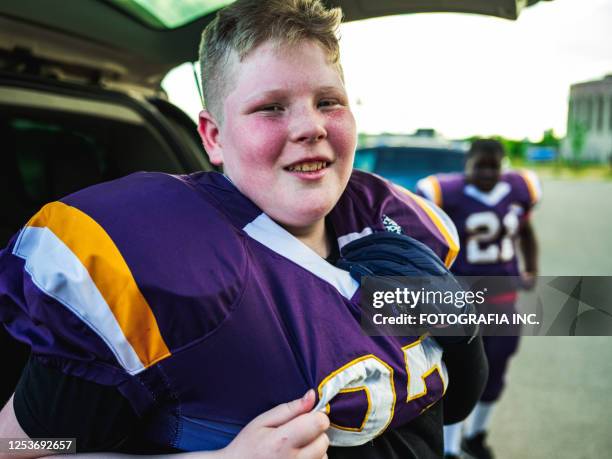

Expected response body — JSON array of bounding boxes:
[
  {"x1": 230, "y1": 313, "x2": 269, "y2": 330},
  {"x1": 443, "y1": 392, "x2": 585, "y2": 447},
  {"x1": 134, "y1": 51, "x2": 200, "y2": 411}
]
[
  {"x1": 481, "y1": 334, "x2": 520, "y2": 402},
  {"x1": 480, "y1": 292, "x2": 521, "y2": 402}
]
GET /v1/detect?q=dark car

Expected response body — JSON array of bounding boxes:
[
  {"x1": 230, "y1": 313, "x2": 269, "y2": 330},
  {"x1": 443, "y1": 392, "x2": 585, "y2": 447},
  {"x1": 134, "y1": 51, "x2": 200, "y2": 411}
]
[
  {"x1": 0, "y1": 0, "x2": 550, "y2": 408},
  {"x1": 355, "y1": 146, "x2": 466, "y2": 190}
]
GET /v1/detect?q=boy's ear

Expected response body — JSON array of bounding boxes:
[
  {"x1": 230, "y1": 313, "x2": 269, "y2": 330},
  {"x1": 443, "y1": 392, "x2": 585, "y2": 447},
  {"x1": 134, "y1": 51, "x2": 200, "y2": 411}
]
[{"x1": 198, "y1": 110, "x2": 224, "y2": 166}]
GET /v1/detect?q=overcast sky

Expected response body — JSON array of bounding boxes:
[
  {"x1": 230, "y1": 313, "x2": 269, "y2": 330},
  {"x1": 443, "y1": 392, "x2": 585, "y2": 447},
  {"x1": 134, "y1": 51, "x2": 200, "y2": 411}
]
[{"x1": 163, "y1": 0, "x2": 612, "y2": 141}]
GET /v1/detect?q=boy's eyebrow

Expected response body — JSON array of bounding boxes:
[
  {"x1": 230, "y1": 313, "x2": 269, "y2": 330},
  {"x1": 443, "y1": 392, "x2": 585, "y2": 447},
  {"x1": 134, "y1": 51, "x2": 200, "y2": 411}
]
[
  {"x1": 245, "y1": 85, "x2": 346, "y2": 104},
  {"x1": 244, "y1": 89, "x2": 288, "y2": 104},
  {"x1": 316, "y1": 85, "x2": 347, "y2": 95}
]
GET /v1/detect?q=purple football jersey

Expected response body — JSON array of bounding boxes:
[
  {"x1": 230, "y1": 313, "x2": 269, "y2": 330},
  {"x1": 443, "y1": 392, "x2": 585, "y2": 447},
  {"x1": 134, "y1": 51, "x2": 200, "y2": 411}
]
[
  {"x1": 416, "y1": 170, "x2": 541, "y2": 277},
  {"x1": 0, "y1": 170, "x2": 459, "y2": 450}
]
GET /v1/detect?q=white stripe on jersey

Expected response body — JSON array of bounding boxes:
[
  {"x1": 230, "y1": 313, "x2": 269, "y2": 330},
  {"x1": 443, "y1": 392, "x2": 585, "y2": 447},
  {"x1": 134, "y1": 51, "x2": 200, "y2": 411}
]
[
  {"x1": 416, "y1": 177, "x2": 437, "y2": 203},
  {"x1": 243, "y1": 213, "x2": 360, "y2": 300},
  {"x1": 521, "y1": 169, "x2": 542, "y2": 204},
  {"x1": 421, "y1": 200, "x2": 460, "y2": 256},
  {"x1": 13, "y1": 226, "x2": 146, "y2": 374},
  {"x1": 337, "y1": 227, "x2": 374, "y2": 250}
]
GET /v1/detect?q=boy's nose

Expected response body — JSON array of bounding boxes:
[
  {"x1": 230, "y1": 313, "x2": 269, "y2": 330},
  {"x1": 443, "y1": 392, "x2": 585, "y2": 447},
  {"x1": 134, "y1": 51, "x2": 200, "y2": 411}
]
[{"x1": 289, "y1": 109, "x2": 327, "y2": 144}]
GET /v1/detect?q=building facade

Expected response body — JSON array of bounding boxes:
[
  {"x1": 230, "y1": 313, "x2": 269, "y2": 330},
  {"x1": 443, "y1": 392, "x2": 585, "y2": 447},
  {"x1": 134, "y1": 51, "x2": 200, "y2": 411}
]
[{"x1": 562, "y1": 75, "x2": 612, "y2": 162}]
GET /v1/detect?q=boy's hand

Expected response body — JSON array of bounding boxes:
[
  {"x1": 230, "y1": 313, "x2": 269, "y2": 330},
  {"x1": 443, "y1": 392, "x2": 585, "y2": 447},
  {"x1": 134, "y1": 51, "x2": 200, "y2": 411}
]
[
  {"x1": 222, "y1": 390, "x2": 330, "y2": 459},
  {"x1": 521, "y1": 271, "x2": 537, "y2": 290}
]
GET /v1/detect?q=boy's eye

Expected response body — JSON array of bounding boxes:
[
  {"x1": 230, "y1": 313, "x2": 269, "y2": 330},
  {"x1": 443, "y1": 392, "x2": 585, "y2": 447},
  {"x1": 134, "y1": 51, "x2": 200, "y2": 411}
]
[
  {"x1": 259, "y1": 104, "x2": 284, "y2": 113},
  {"x1": 318, "y1": 99, "x2": 340, "y2": 108}
]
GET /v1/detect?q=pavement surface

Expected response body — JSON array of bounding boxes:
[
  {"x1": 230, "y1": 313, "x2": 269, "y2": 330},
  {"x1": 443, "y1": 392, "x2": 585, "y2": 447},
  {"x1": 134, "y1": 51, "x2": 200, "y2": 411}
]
[{"x1": 488, "y1": 178, "x2": 612, "y2": 458}]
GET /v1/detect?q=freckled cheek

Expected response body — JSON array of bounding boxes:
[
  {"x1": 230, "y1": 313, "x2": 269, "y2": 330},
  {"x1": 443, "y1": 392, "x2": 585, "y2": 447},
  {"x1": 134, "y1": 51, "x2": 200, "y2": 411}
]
[
  {"x1": 326, "y1": 111, "x2": 357, "y2": 160},
  {"x1": 237, "y1": 119, "x2": 288, "y2": 165}
]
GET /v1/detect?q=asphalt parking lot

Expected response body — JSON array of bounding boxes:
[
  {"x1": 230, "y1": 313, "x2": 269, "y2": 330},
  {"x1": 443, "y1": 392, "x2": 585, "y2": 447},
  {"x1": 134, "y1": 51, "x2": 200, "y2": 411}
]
[{"x1": 489, "y1": 178, "x2": 612, "y2": 458}]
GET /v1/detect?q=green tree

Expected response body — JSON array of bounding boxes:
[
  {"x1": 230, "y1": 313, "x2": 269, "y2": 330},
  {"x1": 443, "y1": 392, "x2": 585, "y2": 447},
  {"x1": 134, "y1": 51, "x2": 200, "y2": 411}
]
[
  {"x1": 568, "y1": 121, "x2": 587, "y2": 163},
  {"x1": 538, "y1": 129, "x2": 561, "y2": 148}
]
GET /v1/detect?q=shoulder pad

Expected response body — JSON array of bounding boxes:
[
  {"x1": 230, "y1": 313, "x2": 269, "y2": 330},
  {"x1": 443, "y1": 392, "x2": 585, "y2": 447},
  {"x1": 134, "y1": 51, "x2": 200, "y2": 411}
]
[
  {"x1": 333, "y1": 171, "x2": 459, "y2": 268},
  {"x1": 416, "y1": 173, "x2": 464, "y2": 208},
  {"x1": 416, "y1": 175, "x2": 443, "y2": 207},
  {"x1": 504, "y1": 170, "x2": 542, "y2": 207},
  {"x1": 7, "y1": 172, "x2": 245, "y2": 373}
]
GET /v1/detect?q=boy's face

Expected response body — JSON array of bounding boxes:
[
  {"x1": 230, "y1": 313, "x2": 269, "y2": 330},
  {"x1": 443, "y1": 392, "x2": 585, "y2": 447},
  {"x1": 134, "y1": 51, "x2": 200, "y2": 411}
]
[
  {"x1": 465, "y1": 151, "x2": 503, "y2": 192},
  {"x1": 199, "y1": 40, "x2": 356, "y2": 230}
]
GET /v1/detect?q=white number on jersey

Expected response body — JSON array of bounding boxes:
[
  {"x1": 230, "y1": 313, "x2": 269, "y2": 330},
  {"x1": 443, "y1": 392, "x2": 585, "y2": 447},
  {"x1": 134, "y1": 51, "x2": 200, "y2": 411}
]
[
  {"x1": 465, "y1": 210, "x2": 519, "y2": 264},
  {"x1": 316, "y1": 338, "x2": 447, "y2": 446}
]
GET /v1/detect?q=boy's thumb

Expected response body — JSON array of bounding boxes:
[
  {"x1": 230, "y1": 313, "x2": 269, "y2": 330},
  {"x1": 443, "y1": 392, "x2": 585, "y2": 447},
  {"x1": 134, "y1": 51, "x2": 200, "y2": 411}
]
[{"x1": 256, "y1": 389, "x2": 316, "y2": 427}]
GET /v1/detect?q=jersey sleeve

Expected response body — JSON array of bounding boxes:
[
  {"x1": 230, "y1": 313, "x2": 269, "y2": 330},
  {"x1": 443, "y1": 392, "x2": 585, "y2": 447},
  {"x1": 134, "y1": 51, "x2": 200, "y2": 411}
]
[
  {"x1": 0, "y1": 202, "x2": 169, "y2": 417},
  {"x1": 517, "y1": 169, "x2": 542, "y2": 211},
  {"x1": 391, "y1": 184, "x2": 460, "y2": 269},
  {"x1": 415, "y1": 175, "x2": 443, "y2": 207},
  {"x1": 335, "y1": 171, "x2": 460, "y2": 269}
]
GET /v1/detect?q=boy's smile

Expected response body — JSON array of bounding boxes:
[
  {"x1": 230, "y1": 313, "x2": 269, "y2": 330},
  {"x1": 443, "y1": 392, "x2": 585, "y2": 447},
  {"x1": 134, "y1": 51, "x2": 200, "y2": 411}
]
[
  {"x1": 284, "y1": 157, "x2": 332, "y2": 182},
  {"x1": 199, "y1": 39, "x2": 356, "y2": 240}
]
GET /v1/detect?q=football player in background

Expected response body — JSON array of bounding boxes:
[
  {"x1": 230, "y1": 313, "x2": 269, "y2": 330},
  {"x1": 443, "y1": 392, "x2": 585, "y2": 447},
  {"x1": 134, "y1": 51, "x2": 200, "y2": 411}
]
[
  {"x1": 0, "y1": 1, "x2": 485, "y2": 458},
  {"x1": 417, "y1": 138, "x2": 541, "y2": 459}
]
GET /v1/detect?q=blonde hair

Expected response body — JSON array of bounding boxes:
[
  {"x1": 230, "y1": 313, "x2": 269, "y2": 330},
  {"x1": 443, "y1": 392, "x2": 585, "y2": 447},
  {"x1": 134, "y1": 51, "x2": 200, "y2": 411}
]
[{"x1": 199, "y1": 0, "x2": 343, "y2": 121}]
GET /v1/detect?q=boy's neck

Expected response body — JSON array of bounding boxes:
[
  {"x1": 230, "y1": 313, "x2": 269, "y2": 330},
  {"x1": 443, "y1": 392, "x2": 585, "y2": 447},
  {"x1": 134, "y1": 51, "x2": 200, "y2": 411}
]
[{"x1": 281, "y1": 218, "x2": 330, "y2": 258}]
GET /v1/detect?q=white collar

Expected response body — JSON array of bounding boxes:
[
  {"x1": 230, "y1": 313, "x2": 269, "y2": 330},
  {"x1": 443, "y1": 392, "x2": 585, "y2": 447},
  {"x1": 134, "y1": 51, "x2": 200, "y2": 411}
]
[
  {"x1": 464, "y1": 182, "x2": 511, "y2": 207},
  {"x1": 242, "y1": 213, "x2": 359, "y2": 300}
]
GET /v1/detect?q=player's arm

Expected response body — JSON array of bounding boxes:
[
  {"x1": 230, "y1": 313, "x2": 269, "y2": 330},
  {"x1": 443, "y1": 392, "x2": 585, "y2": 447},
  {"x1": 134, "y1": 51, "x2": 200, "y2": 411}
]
[
  {"x1": 518, "y1": 218, "x2": 538, "y2": 289},
  {"x1": 516, "y1": 170, "x2": 541, "y2": 288},
  {"x1": 441, "y1": 336, "x2": 488, "y2": 424},
  {"x1": 0, "y1": 355, "x2": 146, "y2": 455},
  {"x1": 0, "y1": 389, "x2": 329, "y2": 459}
]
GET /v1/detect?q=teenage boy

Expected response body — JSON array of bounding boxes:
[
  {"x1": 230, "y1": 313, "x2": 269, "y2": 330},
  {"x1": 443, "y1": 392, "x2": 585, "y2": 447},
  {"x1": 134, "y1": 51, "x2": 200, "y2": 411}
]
[
  {"x1": 0, "y1": 1, "x2": 483, "y2": 458},
  {"x1": 417, "y1": 138, "x2": 541, "y2": 459}
]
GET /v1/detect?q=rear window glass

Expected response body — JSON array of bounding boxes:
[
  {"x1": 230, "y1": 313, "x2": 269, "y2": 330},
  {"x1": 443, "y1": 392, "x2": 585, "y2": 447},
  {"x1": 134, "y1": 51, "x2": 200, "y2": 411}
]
[
  {"x1": 109, "y1": 0, "x2": 235, "y2": 29},
  {"x1": 0, "y1": 112, "x2": 182, "y2": 246},
  {"x1": 11, "y1": 118, "x2": 110, "y2": 203},
  {"x1": 355, "y1": 148, "x2": 465, "y2": 173},
  {"x1": 354, "y1": 147, "x2": 465, "y2": 190}
]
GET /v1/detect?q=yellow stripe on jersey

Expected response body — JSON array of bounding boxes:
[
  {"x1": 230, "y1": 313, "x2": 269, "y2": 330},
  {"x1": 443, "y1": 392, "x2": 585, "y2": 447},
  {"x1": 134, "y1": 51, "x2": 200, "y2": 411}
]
[
  {"x1": 417, "y1": 176, "x2": 443, "y2": 207},
  {"x1": 395, "y1": 187, "x2": 459, "y2": 268},
  {"x1": 26, "y1": 201, "x2": 170, "y2": 369},
  {"x1": 519, "y1": 170, "x2": 541, "y2": 205},
  {"x1": 428, "y1": 176, "x2": 443, "y2": 208}
]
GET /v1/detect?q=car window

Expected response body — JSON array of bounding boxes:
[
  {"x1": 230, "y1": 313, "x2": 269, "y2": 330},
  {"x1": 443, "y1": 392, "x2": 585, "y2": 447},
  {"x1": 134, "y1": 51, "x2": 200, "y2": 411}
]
[
  {"x1": 354, "y1": 147, "x2": 465, "y2": 189},
  {"x1": 108, "y1": 0, "x2": 236, "y2": 29},
  {"x1": 0, "y1": 100, "x2": 184, "y2": 246},
  {"x1": 374, "y1": 148, "x2": 464, "y2": 173}
]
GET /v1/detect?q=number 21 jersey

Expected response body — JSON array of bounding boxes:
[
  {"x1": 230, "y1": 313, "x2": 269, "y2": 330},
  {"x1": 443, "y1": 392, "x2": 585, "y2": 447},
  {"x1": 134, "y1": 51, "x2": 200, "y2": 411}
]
[{"x1": 416, "y1": 170, "x2": 541, "y2": 277}]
